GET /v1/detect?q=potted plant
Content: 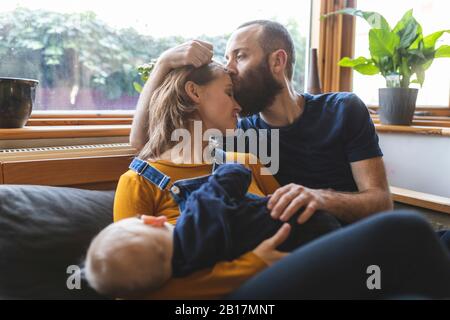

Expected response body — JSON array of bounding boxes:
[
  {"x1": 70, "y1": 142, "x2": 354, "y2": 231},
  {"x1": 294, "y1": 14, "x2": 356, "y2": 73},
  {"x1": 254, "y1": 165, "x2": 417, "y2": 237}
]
[{"x1": 324, "y1": 9, "x2": 449, "y2": 125}]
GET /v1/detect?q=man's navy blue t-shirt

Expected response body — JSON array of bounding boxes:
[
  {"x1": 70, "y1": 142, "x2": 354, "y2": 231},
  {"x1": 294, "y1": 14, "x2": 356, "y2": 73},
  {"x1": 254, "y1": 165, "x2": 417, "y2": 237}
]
[{"x1": 236, "y1": 92, "x2": 383, "y2": 192}]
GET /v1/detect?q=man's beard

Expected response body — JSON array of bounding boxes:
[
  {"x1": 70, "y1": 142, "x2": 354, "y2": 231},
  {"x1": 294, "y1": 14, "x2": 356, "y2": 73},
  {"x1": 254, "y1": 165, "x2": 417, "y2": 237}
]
[{"x1": 232, "y1": 58, "x2": 284, "y2": 117}]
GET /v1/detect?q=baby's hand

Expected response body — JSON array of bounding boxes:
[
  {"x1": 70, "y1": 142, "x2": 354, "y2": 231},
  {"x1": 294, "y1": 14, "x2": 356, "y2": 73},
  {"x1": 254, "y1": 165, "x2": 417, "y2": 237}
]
[{"x1": 140, "y1": 215, "x2": 167, "y2": 227}]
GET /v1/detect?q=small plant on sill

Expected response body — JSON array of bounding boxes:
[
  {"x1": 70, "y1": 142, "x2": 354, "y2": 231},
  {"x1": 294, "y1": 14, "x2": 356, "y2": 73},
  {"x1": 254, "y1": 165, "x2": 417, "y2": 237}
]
[{"x1": 133, "y1": 59, "x2": 157, "y2": 93}]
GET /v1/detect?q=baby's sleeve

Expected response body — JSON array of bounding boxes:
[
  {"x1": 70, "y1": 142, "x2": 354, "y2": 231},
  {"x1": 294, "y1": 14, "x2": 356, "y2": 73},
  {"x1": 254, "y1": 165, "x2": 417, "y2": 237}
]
[{"x1": 212, "y1": 163, "x2": 253, "y2": 201}]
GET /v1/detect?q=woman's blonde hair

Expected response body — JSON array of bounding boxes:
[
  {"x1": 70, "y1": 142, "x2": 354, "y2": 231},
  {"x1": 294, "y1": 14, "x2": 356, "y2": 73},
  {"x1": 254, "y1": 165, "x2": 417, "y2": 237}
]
[{"x1": 139, "y1": 62, "x2": 226, "y2": 160}]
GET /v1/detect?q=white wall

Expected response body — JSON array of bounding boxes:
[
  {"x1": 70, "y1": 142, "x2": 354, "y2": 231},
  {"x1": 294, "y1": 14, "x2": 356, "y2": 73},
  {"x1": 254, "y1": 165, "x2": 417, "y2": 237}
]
[{"x1": 378, "y1": 133, "x2": 450, "y2": 198}]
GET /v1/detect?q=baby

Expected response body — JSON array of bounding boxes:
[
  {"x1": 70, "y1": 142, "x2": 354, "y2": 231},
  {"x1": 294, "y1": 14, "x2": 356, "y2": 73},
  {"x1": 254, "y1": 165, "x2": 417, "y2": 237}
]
[
  {"x1": 85, "y1": 216, "x2": 174, "y2": 298},
  {"x1": 85, "y1": 163, "x2": 341, "y2": 297}
]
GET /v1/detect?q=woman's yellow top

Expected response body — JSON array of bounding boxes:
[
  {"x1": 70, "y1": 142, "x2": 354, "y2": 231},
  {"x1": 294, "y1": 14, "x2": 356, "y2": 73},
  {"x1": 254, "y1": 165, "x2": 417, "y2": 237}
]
[{"x1": 113, "y1": 153, "x2": 280, "y2": 299}]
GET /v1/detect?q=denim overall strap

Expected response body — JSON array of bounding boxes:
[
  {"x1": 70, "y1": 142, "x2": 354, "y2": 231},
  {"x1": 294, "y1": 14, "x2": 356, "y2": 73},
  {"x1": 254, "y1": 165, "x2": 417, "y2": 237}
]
[{"x1": 129, "y1": 157, "x2": 171, "y2": 190}]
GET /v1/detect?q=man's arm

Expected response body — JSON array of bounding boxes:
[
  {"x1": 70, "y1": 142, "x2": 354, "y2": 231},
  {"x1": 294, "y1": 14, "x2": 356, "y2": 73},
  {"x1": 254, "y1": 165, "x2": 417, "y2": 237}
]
[
  {"x1": 267, "y1": 157, "x2": 393, "y2": 224},
  {"x1": 130, "y1": 40, "x2": 214, "y2": 150},
  {"x1": 317, "y1": 157, "x2": 393, "y2": 222}
]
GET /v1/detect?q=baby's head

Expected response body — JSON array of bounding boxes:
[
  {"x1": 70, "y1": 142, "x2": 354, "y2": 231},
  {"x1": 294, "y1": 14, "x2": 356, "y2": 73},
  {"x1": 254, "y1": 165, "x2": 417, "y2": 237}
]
[{"x1": 85, "y1": 216, "x2": 174, "y2": 298}]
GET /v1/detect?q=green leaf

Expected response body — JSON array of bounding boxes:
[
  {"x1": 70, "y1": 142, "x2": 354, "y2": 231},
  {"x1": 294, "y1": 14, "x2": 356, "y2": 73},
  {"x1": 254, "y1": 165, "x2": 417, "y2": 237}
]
[
  {"x1": 338, "y1": 57, "x2": 379, "y2": 75},
  {"x1": 423, "y1": 30, "x2": 450, "y2": 49},
  {"x1": 23, "y1": 40, "x2": 45, "y2": 50},
  {"x1": 369, "y1": 29, "x2": 400, "y2": 57},
  {"x1": 410, "y1": 35, "x2": 423, "y2": 50},
  {"x1": 399, "y1": 22, "x2": 419, "y2": 49},
  {"x1": 408, "y1": 49, "x2": 426, "y2": 61},
  {"x1": 45, "y1": 57, "x2": 61, "y2": 65},
  {"x1": 415, "y1": 66, "x2": 425, "y2": 87},
  {"x1": 410, "y1": 63, "x2": 426, "y2": 87},
  {"x1": 393, "y1": 10, "x2": 421, "y2": 49},
  {"x1": 393, "y1": 9, "x2": 413, "y2": 33},
  {"x1": 435, "y1": 45, "x2": 450, "y2": 58},
  {"x1": 133, "y1": 81, "x2": 143, "y2": 93},
  {"x1": 338, "y1": 56, "x2": 372, "y2": 67},
  {"x1": 323, "y1": 8, "x2": 390, "y2": 30},
  {"x1": 353, "y1": 63, "x2": 380, "y2": 75},
  {"x1": 44, "y1": 46, "x2": 64, "y2": 56}
]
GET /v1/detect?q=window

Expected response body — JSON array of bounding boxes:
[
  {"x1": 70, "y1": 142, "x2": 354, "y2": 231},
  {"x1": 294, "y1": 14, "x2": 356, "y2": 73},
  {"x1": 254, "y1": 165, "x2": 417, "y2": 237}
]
[
  {"x1": 353, "y1": 0, "x2": 449, "y2": 107},
  {"x1": 0, "y1": 0, "x2": 311, "y2": 111}
]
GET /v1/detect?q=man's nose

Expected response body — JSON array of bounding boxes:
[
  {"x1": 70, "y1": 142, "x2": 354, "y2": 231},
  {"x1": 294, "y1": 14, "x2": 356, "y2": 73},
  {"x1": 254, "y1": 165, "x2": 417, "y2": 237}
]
[
  {"x1": 225, "y1": 60, "x2": 238, "y2": 75},
  {"x1": 234, "y1": 100, "x2": 242, "y2": 112}
]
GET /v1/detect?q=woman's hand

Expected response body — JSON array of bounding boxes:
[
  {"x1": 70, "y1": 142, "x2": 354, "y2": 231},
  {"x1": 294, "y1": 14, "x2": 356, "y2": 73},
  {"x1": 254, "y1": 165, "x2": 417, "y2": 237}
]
[
  {"x1": 252, "y1": 223, "x2": 291, "y2": 266},
  {"x1": 159, "y1": 40, "x2": 214, "y2": 70}
]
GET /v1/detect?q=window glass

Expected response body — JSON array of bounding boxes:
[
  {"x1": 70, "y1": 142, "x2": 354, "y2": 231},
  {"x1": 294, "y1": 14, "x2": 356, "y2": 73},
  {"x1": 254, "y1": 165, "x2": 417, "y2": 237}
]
[{"x1": 0, "y1": 0, "x2": 311, "y2": 110}]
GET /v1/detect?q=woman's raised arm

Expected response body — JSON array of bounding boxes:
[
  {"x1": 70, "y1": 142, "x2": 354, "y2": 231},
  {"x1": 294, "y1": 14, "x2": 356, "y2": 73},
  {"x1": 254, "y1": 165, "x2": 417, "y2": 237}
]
[{"x1": 130, "y1": 40, "x2": 213, "y2": 150}]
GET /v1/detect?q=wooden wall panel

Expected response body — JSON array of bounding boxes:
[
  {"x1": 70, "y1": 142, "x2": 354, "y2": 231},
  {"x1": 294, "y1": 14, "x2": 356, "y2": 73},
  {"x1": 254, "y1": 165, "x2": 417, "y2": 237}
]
[{"x1": 2, "y1": 155, "x2": 133, "y2": 189}]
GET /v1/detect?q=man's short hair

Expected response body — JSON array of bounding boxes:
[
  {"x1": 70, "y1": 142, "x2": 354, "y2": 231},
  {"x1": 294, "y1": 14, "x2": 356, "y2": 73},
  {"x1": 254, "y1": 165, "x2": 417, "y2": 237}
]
[{"x1": 238, "y1": 20, "x2": 296, "y2": 79}]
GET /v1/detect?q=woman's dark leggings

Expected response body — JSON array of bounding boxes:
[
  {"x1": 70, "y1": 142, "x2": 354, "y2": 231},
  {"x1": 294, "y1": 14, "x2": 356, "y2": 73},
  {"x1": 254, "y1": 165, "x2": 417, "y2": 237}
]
[{"x1": 229, "y1": 210, "x2": 450, "y2": 299}]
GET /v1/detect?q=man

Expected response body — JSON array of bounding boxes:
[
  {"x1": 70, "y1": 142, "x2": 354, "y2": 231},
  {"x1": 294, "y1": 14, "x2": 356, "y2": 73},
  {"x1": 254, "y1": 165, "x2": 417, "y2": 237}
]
[{"x1": 130, "y1": 20, "x2": 393, "y2": 224}]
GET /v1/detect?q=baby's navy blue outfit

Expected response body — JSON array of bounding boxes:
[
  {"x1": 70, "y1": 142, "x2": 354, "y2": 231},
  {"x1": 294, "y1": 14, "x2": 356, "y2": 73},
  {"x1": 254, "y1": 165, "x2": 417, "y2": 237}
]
[{"x1": 129, "y1": 157, "x2": 341, "y2": 278}]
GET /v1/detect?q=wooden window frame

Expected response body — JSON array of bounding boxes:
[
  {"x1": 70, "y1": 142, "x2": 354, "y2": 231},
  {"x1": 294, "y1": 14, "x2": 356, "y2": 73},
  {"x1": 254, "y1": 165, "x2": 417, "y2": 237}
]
[{"x1": 318, "y1": 0, "x2": 357, "y2": 92}]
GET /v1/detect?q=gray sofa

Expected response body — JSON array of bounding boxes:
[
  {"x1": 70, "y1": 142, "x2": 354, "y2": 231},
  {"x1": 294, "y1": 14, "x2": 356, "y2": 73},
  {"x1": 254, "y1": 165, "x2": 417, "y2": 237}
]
[{"x1": 0, "y1": 185, "x2": 114, "y2": 299}]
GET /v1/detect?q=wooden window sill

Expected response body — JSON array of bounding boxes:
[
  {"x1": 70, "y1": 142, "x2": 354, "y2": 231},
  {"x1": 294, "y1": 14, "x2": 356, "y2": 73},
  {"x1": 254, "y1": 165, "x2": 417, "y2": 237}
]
[
  {"x1": 371, "y1": 111, "x2": 450, "y2": 136},
  {"x1": 30, "y1": 111, "x2": 134, "y2": 118},
  {"x1": 2, "y1": 123, "x2": 449, "y2": 142},
  {"x1": 26, "y1": 118, "x2": 132, "y2": 126},
  {"x1": 0, "y1": 125, "x2": 131, "y2": 140},
  {"x1": 374, "y1": 124, "x2": 450, "y2": 136},
  {"x1": 369, "y1": 106, "x2": 450, "y2": 117},
  {"x1": 27, "y1": 111, "x2": 133, "y2": 125},
  {"x1": 390, "y1": 186, "x2": 450, "y2": 215},
  {"x1": 372, "y1": 117, "x2": 450, "y2": 128}
]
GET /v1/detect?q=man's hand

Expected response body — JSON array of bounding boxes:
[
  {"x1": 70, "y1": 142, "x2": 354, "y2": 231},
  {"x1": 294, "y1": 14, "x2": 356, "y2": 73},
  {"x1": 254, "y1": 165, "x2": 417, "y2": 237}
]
[
  {"x1": 159, "y1": 40, "x2": 214, "y2": 70},
  {"x1": 267, "y1": 158, "x2": 393, "y2": 224},
  {"x1": 252, "y1": 223, "x2": 291, "y2": 266},
  {"x1": 267, "y1": 184, "x2": 326, "y2": 224}
]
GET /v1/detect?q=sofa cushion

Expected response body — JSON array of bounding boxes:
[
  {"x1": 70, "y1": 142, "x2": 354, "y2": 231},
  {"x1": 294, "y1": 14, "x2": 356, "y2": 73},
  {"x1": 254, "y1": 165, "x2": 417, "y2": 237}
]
[{"x1": 0, "y1": 185, "x2": 114, "y2": 299}]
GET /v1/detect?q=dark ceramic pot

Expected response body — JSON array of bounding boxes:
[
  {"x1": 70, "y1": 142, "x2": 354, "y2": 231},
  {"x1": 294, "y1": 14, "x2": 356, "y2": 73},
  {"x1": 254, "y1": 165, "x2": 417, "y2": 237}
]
[
  {"x1": 379, "y1": 88, "x2": 418, "y2": 126},
  {"x1": 0, "y1": 77, "x2": 39, "y2": 128}
]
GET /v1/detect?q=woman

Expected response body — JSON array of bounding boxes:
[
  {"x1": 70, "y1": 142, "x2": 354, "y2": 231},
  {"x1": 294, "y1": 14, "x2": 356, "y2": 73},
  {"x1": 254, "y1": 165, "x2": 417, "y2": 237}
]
[
  {"x1": 114, "y1": 62, "x2": 283, "y2": 299},
  {"x1": 115, "y1": 61, "x2": 449, "y2": 299}
]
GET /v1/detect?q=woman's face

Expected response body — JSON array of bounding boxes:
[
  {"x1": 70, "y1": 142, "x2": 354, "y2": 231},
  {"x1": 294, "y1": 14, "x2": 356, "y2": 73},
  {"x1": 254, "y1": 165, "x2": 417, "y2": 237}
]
[{"x1": 195, "y1": 72, "x2": 242, "y2": 134}]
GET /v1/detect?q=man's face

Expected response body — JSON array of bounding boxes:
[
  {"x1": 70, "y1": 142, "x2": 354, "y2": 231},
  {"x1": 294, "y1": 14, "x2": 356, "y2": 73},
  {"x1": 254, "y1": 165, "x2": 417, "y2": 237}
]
[{"x1": 225, "y1": 25, "x2": 283, "y2": 116}]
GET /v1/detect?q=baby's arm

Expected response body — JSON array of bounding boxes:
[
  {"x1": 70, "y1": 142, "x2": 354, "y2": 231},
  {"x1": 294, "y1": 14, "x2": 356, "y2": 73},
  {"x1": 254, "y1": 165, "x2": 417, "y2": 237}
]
[{"x1": 211, "y1": 163, "x2": 253, "y2": 201}]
